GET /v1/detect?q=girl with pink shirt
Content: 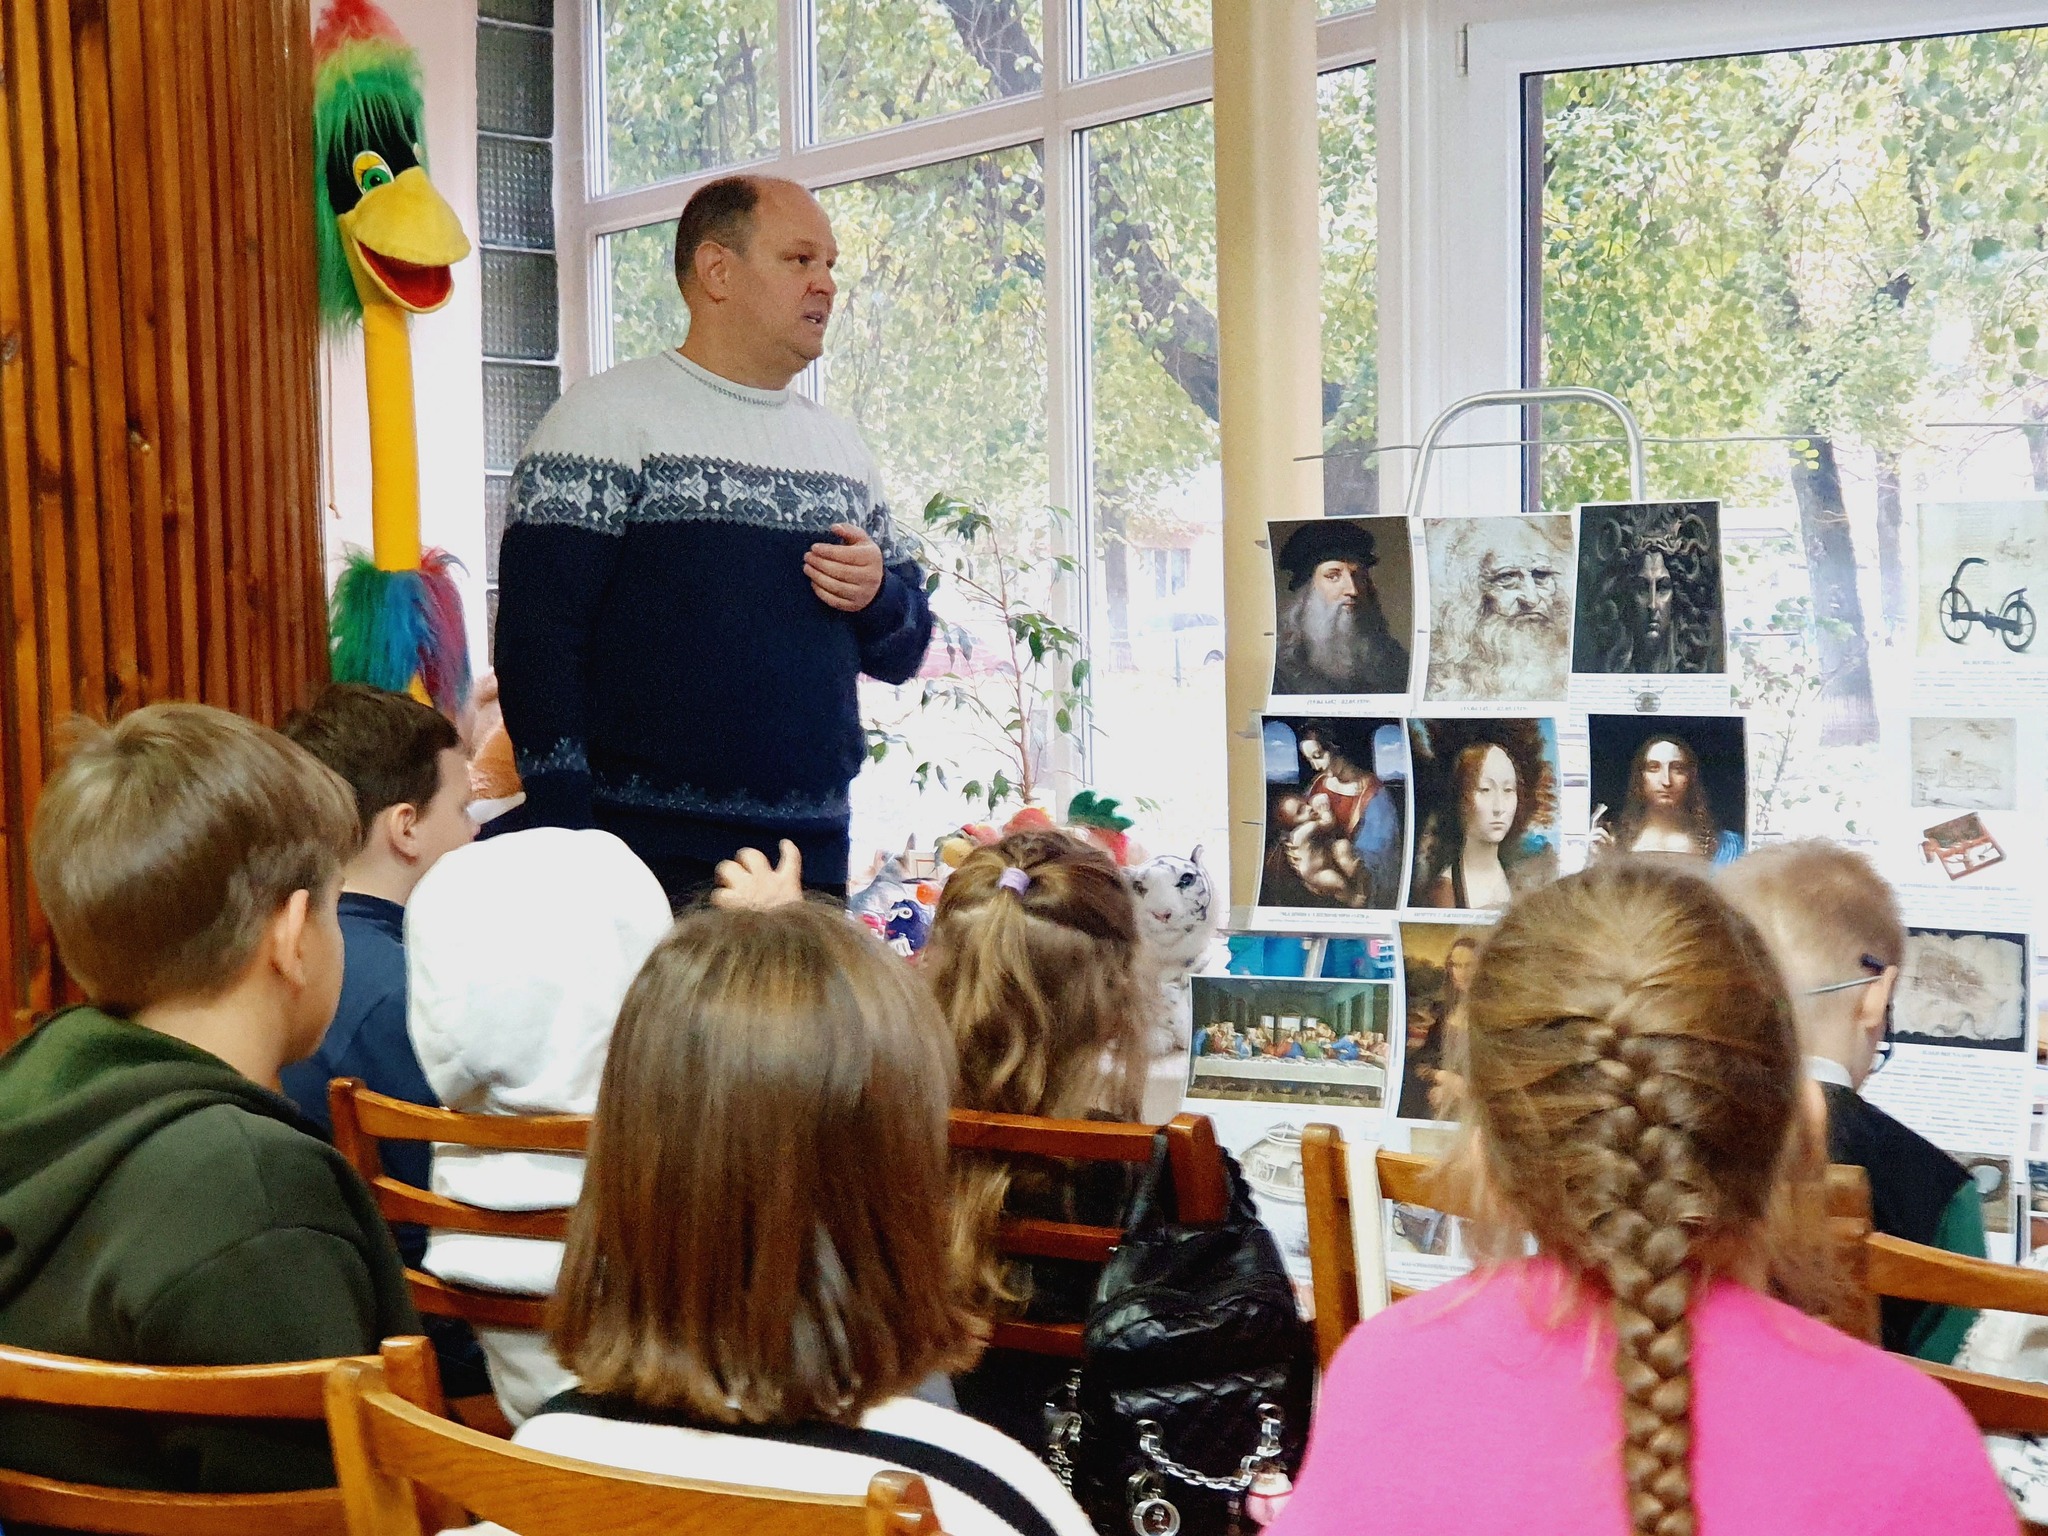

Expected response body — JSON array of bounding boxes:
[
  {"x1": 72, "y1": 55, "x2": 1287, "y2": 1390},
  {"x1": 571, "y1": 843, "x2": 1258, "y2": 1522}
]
[{"x1": 1271, "y1": 860, "x2": 2015, "y2": 1536}]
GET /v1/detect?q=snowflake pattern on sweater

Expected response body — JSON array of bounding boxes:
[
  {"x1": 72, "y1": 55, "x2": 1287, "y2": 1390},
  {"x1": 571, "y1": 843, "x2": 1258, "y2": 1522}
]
[{"x1": 493, "y1": 351, "x2": 934, "y2": 885}]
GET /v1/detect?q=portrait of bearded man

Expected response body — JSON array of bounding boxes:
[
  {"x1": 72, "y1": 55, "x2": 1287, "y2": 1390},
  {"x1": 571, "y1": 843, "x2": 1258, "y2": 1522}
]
[
  {"x1": 1423, "y1": 514, "x2": 1574, "y2": 702},
  {"x1": 1271, "y1": 519, "x2": 1412, "y2": 697}
]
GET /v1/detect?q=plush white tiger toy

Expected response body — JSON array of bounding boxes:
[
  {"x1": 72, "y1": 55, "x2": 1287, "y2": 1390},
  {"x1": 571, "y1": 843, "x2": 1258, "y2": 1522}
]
[{"x1": 1127, "y1": 847, "x2": 1223, "y2": 1121}]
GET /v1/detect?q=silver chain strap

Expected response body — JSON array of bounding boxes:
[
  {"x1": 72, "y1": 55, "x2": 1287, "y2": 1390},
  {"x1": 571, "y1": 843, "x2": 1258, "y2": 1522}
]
[{"x1": 1134, "y1": 1403, "x2": 1287, "y2": 1496}]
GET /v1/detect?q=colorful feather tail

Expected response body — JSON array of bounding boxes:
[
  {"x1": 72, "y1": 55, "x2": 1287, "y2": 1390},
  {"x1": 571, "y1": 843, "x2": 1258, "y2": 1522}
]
[{"x1": 330, "y1": 547, "x2": 472, "y2": 716}]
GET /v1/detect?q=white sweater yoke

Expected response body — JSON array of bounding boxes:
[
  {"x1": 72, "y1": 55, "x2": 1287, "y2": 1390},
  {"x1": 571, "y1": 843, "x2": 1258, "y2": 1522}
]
[{"x1": 523, "y1": 350, "x2": 888, "y2": 495}]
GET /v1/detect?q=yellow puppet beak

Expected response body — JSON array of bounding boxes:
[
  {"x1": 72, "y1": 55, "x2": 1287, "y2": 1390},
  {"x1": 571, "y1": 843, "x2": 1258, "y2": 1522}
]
[{"x1": 338, "y1": 166, "x2": 472, "y2": 314}]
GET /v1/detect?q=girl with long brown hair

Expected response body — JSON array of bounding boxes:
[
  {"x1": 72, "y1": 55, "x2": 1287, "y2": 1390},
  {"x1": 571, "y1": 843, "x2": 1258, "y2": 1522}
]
[
  {"x1": 1270, "y1": 860, "x2": 2012, "y2": 1536},
  {"x1": 920, "y1": 828, "x2": 1155, "y2": 1442},
  {"x1": 489, "y1": 902, "x2": 1095, "y2": 1536}
]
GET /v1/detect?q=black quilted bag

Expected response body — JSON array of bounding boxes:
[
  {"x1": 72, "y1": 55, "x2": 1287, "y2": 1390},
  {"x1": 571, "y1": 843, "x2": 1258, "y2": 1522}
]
[{"x1": 1053, "y1": 1136, "x2": 1314, "y2": 1535}]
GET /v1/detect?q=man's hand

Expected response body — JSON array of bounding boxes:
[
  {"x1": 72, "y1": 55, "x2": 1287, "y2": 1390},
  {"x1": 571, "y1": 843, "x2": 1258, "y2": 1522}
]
[
  {"x1": 712, "y1": 840, "x2": 805, "y2": 910},
  {"x1": 806, "y1": 524, "x2": 885, "y2": 612}
]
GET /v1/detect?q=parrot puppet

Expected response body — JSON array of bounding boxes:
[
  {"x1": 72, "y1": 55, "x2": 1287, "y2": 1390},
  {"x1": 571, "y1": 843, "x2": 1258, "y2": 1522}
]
[{"x1": 314, "y1": 0, "x2": 474, "y2": 714}]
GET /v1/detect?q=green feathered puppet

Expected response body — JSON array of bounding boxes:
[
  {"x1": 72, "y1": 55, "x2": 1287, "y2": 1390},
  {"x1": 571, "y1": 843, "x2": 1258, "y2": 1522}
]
[{"x1": 315, "y1": 0, "x2": 473, "y2": 713}]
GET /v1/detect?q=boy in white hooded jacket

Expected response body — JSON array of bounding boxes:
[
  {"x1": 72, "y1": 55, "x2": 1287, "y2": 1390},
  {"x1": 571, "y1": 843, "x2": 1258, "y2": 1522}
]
[{"x1": 404, "y1": 827, "x2": 673, "y2": 1423}]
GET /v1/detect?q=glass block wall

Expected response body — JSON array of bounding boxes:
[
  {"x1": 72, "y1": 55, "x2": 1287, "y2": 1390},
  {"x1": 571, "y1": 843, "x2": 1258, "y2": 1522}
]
[{"x1": 477, "y1": 0, "x2": 559, "y2": 655}]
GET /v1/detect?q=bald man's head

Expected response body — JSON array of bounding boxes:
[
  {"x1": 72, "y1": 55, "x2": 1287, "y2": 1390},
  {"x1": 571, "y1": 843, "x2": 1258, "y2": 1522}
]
[{"x1": 671, "y1": 175, "x2": 839, "y2": 388}]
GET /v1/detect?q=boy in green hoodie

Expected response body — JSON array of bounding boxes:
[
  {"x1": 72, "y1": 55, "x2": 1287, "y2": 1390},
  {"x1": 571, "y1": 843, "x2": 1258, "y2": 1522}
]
[{"x1": 0, "y1": 703, "x2": 420, "y2": 1496}]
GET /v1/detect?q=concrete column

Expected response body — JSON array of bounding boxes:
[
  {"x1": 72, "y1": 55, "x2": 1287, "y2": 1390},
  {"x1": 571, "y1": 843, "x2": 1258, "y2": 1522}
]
[{"x1": 1213, "y1": 0, "x2": 1325, "y2": 917}]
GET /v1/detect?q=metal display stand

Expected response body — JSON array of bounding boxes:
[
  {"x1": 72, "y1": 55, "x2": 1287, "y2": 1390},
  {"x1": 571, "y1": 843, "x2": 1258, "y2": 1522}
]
[{"x1": 1399, "y1": 386, "x2": 1649, "y2": 519}]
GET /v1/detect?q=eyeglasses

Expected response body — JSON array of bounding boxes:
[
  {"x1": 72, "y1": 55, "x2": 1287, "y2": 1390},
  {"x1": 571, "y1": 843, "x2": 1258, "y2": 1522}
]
[{"x1": 1805, "y1": 954, "x2": 1894, "y2": 1073}]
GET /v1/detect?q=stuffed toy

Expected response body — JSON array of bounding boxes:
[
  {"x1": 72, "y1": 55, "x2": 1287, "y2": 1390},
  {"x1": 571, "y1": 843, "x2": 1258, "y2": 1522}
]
[
  {"x1": 1126, "y1": 846, "x2": 1222, "y2": 1121},
  {"x1": 1065, "y1": 789, "x2": 1137, "y2": 865},
  {"x1": 316, "y1": 0, "x2": 474, "y2": 714}
]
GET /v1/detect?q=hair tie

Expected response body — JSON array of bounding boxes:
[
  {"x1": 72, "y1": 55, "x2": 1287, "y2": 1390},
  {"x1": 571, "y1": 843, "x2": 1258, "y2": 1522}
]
[{"x1": 997, "y1": 866, "x2": 1032, "y2": 896}]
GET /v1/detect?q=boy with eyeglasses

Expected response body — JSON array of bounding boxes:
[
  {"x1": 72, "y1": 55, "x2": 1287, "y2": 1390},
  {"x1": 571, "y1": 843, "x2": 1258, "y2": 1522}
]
[{"x1": 1720, "y1": 839, "x2": 1984, "y2": 1362}]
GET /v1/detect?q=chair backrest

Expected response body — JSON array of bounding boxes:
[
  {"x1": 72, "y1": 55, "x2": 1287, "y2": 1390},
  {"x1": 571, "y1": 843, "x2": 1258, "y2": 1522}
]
[
  {"x1": 946, "y1": 1108, "x2": 1230, "y2": 1359},
  {"x1": 328, "y1": 1077, "x2": 593, "y2": 1333},
  {"x1": 325, "y1": 1355, "x2": 945, "y2": 1536},
  {"x1": 0, "y1": 1337, "x2": 443, "y2": 1536},
  {"x1": 1300, "y1": 1125, "x2": 1879, "y2": 1368}
]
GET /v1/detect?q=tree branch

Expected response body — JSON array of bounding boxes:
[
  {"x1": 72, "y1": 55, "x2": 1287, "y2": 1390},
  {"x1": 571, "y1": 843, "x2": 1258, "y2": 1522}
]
[{"x1": 936, "y1": 0, "x2": 1352, "y2": 431}]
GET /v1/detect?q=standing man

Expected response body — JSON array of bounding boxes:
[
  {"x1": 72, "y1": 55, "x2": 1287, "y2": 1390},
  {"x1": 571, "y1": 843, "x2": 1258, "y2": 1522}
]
[{"x1": 494, "y1": 176, "x2": 933, "y2": 903}]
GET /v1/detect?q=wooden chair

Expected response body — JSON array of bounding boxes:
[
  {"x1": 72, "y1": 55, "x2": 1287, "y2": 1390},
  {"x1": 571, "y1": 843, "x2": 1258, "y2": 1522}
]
[
  {"x1": 325, "y1": 1353, "x2": 945, "y2": 1535},
  {"x1": 0, "y1": 1336, "x2": 443, "y2": 1536},
  {"x1": 947, "y1": 1108, "x2": 1230, "y2": 1359},
  {"x1": 1299, "y1": 1125, "x2": 1877, "y2": 1369},
  {"x1": 327, "y1": 1077, "x2": 591, "y2": 1338}
]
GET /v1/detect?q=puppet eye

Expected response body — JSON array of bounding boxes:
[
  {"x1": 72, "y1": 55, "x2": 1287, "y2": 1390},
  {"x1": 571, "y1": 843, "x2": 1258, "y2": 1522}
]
[{"x1": 353, "y1": 151, "x2": 395, "y2": 193}]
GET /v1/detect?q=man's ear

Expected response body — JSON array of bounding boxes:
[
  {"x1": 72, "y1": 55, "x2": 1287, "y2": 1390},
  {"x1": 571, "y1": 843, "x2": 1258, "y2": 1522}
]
[
  {"x1": 692, "y1": 239, "x2": 733, "y2": 303},
  {"x1": 268, "y1": 888, "x2": 314, "y2": 989}
]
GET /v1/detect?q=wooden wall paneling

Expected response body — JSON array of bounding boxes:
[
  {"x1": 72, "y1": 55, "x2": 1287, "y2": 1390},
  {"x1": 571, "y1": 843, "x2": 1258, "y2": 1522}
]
[
  {"x1": 0, "y1": 0, "x2": 26, "y2": 1020},
  {"x1": 199, "y1": 0, "x2": 256, "y2": 718},
  {"x1": 66, "y1": 0, "x2": 142, "y2": 721},
  {"x1": 227, "y1": 0, "x2": 277, "y2": 726},
  {"x1": 6, "y1": 0, "x2": 73, "y2": 1017},
  {"x1": 37, "y1": 0, "x2": 109, "y2": 726},
  {"x1": 289, "y1": 0, "x2": 328, "y2": 700},
  {"x1": 138, "y1": 0, "x2": 202, "y2": 702},
  {"x1": 256, "y1": 0, "x2": 307, "y2": 713},
  {"x1": 8, "y1": 0, "x2": 74, "y2": 735},
  {"x1": 1, "y1": 0, "x2": 326, "y2": 1039},
  {"x1": 170, "y1": 0, "x2": 230, "y2": 708},
  {"x1": 1, "y1": 0, "x2": 50, "y2": 1017},
  {"x1": 103, "y1": 0, "x2": 172, "y2": 708}
]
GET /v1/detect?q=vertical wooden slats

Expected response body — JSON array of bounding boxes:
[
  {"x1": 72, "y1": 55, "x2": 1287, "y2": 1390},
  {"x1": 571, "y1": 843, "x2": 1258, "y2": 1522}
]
[
  {"x1": 0, "y1": 0, "x2": 49, "y2": 1016},
  {"x1": 171, "y1": 0, "x2": 230, "y2": 707},
  {"x1": 38, "y1": 0, "x2": 107, "y2": 724},
  {"x1": 0, "y1": 0, "x2": 324, "y2": 1038},
  {"x1": 138, "y1": 0, "x2": 201, "y2": 700},
  {"x1": 70, "y1": 0, "x2": 141, "y2": 719},
  {"x1": 104, "y1": 0, "x2": 171, "y2": 704}
]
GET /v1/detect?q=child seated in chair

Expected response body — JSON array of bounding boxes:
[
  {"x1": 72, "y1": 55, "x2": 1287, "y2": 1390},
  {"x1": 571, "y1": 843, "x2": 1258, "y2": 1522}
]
[
  {"x1": 919, "y1": 830, "x2": 1158, "y2": 1447},
  {"x1": 0, "y1": 705, "x2": 418, "y2": 1494},
  {"x1": 1719, "y1": 839, "x2": 1985, "y2": 1362},
  {"x1": 462, "y1": 902, "x2": 1092, "y2": 1536},
  {"x1": 403, "y1": 827, "x2": 671, "y2": 1425},
  {"x1": 278, "y1": 683, "x2": 475, "y2": 1260},
  {"x1": 1270, "y1": 861, "x2": 2012, "y2": 1536}
]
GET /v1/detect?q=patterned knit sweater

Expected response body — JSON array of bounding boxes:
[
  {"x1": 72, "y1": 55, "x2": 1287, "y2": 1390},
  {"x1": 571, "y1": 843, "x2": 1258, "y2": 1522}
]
[{"x1": 494, "y1": 351, "x2": 933, "y2": 885}]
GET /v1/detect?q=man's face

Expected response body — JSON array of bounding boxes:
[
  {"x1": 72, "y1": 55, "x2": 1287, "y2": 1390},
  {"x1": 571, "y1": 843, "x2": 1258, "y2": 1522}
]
[
  {"x1": 712, "y1": 182, "x2": 840, "y2": 371},
  {"x1": 1642, "y1": 739, "x2": 1691, "y2": 810},
  {"x1": 1633, "y1": 551, "x2": 1674, "y2": 648},
  {"x1": 1479, "y1": 546, "x2": 1562, "y2": 622},
  {"x1": 1312, "y1": 558, "x2": 1367, "y2": 611}
]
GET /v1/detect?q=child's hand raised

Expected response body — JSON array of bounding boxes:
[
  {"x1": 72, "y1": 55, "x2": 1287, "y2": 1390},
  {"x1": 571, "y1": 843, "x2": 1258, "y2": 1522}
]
[{"x1": 712, "y1": 841, "x2": 805, "y2": 910}]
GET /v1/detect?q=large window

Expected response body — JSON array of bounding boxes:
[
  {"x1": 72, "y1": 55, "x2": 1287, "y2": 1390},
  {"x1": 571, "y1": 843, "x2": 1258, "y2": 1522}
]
[
  {"x1": 1531, "y1": 24, "x2": 2048, "y2": 843},
  {"x1": 575, "y1": 2, "x2": 1374, "y2": 877}
]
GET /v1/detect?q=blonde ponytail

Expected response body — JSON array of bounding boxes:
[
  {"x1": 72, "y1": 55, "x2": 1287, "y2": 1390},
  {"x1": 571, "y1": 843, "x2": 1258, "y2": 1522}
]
[{"x1": 924, "y1": 829, "x2": 1150, "y2": 1316}]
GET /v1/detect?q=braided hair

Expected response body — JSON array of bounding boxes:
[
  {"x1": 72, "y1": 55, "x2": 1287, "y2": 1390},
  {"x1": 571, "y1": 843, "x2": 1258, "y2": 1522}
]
[{"x1": 1462, "y1": 860, "x2": 1828, "y2": 1536}]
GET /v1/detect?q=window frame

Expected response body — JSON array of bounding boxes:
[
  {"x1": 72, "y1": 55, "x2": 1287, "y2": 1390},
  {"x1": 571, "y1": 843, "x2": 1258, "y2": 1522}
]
[
  {"x1": 1376, "y1": 0, "x2": 2048, "y2": 521},
  {"x1": 552, "y1": 0, "x2": 1373, "y2": 809}
]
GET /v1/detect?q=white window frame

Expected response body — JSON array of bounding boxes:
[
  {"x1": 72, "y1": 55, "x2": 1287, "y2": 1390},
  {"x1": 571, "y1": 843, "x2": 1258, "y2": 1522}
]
[
  {"x1": 552, "y1": 0, "x2": 1374, "y2": 804},
  {"x1": 1376, "y1": 0, "x2": 2048, "y2": 521}
]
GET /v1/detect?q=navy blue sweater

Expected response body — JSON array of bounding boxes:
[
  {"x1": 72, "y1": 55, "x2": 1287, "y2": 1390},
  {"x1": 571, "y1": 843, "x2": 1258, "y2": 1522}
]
[
  {"x1": 279, "y1": 893, "x2": 437, "y2": 1265},
  {"x1": 493, "y1": 353, "x2": 934, "y2": 886}
]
